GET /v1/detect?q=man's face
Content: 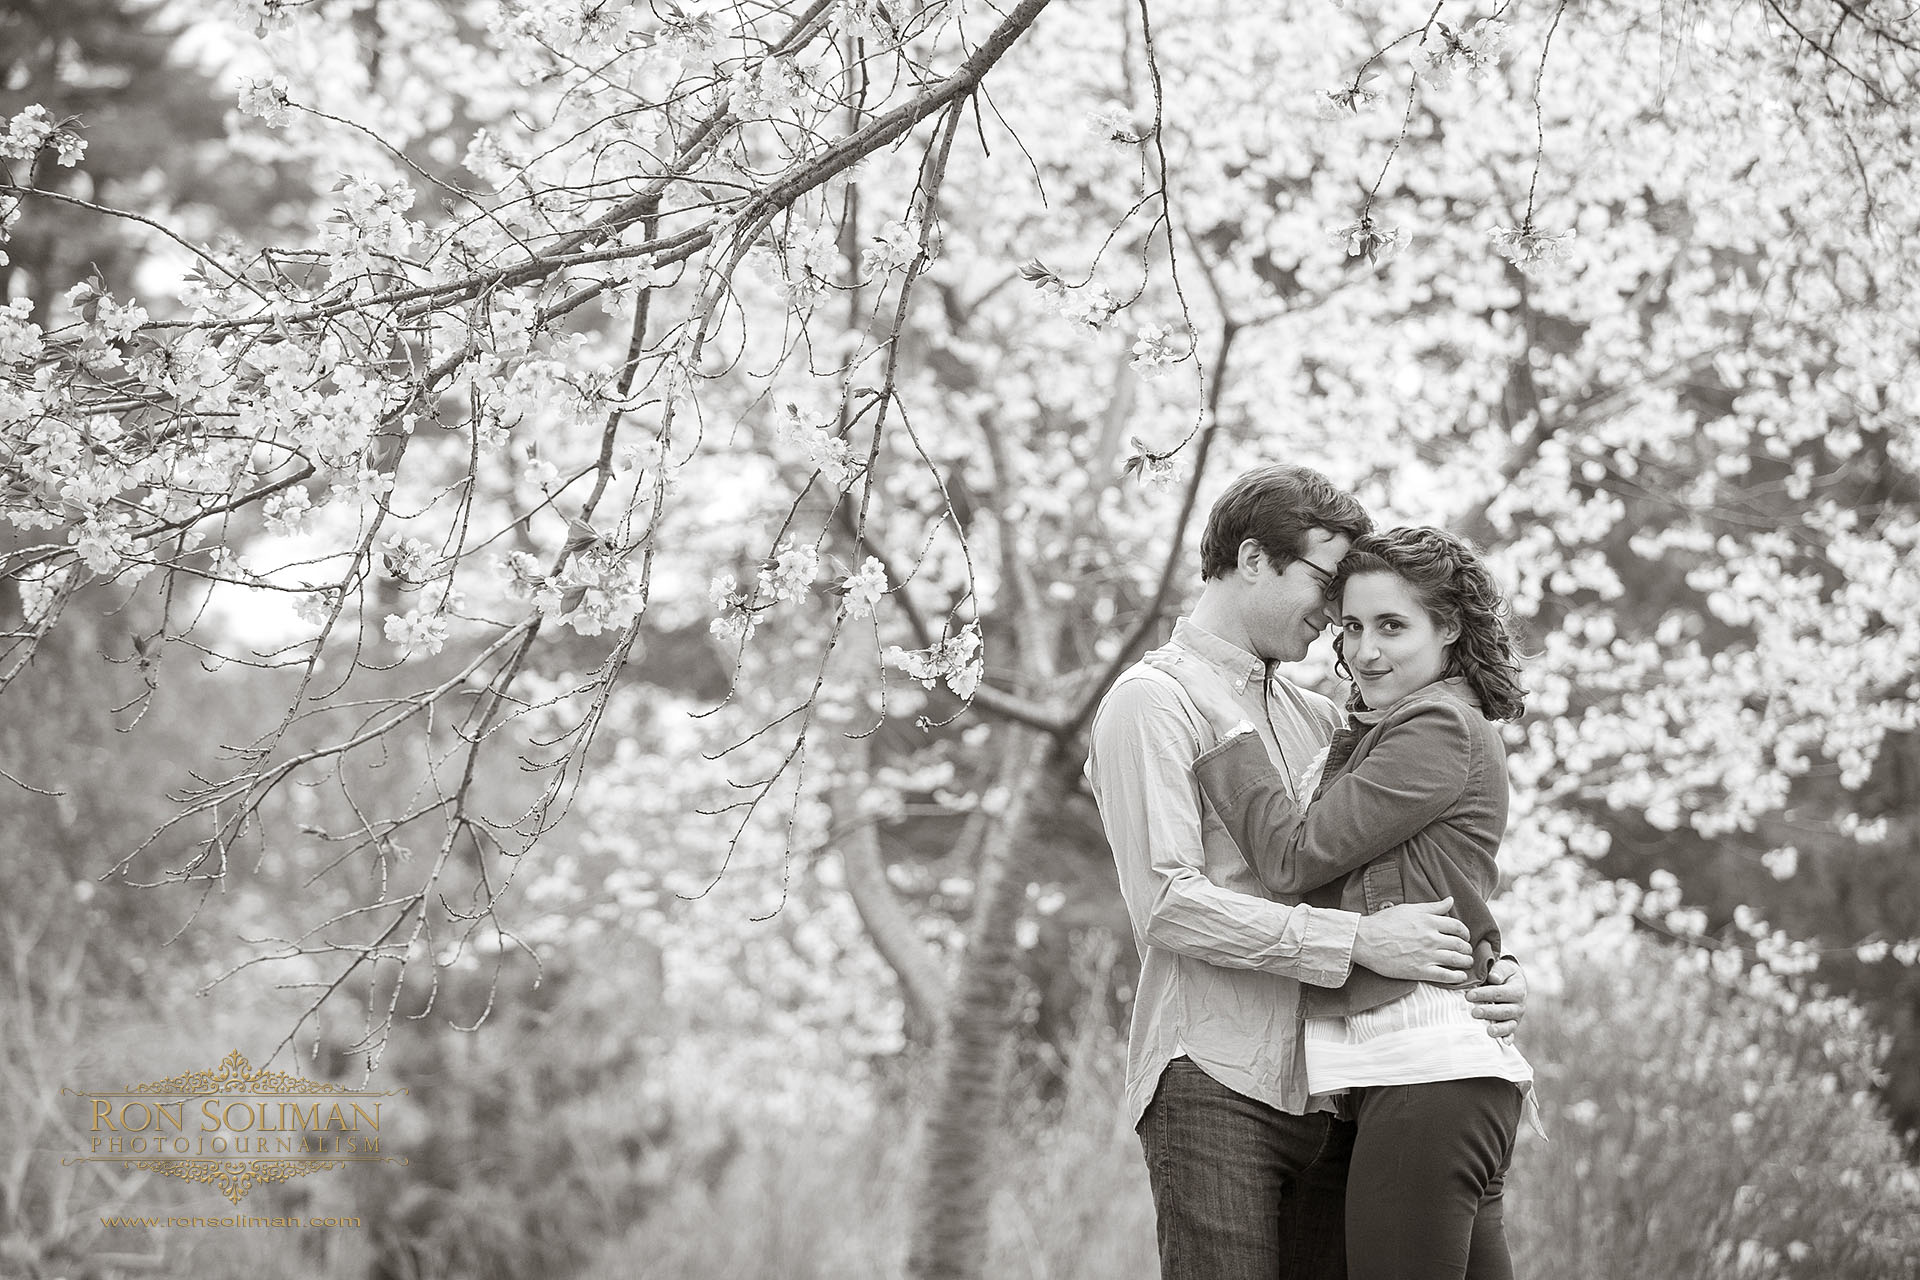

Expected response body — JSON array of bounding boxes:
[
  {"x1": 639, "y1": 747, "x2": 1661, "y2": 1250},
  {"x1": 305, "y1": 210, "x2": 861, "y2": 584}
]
[{"x1": 1240, "y1": 528, "x2": 1352, "y2": 663}]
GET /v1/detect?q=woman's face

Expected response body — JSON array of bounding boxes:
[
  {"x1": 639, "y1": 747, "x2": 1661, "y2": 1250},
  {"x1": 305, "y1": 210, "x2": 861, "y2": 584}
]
[{"x1": 1338, "y1": 571, "x2": 1459, "y2": 710}]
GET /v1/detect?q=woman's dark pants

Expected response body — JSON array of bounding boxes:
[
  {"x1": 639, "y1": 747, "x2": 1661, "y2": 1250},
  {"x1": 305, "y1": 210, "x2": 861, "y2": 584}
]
[{"x1": 1344, "y1": 1077, "x2": 1525, "y2": 1280}]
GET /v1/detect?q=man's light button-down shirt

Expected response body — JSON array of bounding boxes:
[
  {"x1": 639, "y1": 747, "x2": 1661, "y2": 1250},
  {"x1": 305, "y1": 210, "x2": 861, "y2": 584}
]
[{"x1": 1087, "y1": 618, "x2": 1360, "y2": 1126}]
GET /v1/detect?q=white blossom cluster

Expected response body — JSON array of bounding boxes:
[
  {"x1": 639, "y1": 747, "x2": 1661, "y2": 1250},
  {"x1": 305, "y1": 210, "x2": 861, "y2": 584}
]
[
  {"x1": 1313, "y1": 80, "x2": 1381, "y2": 120},
  {"x1": 773, "y1": 401, "x2": 858, "y2": 490},
  {"x1": 1085, "y1": 102, "x2": 1142, "y2": 146},
  {"x1": 1331, "y1": 214, "x2": 1408, "y2": 264},
  {"x1": 319, "y1": 177, "x2": 420, "y2": 286},
  {"x1": 705, "y1": 537, "x2": 820, "y2": 645},
  {"x1": 883, "y1": 621, "x2": 983, "y2": 700},
  {"x1": 1417, "y1": 20, "x2": 1511, "y2": 90},
  {"x1": 1040, "y1": 279, "x2": 1120, "y2": 332},
  {"x1": 1489, "y1": 224, "x2": 1577, "y2": 273},
  {"x1": 237, "y1": 77, "x2": 293, "y2": 128},
  {"x1": 753, "y1": 225, "x2": 837, "y2": 305},
  {"x1": 860, "y1": 218, "x2": 928, "y2": 277},
  {"x1": 0, "y1": 105, "x2": 86, "y2": 166},
  {"x1": 383, "y1": 608, "x2": 449, "y2": 656},
  {"x1": 729, "y1": 55, "x2": 810, "y2": 120},
  {"x1": 1128, "y1": 323, "x2": 1177, "y2": 380},
  {"x1": 835, "y1": 556, "x2": 888, "y2": 620}
]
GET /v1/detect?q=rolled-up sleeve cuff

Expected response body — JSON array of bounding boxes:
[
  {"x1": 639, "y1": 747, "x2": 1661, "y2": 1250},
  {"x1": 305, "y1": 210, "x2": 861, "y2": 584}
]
[
  {"x1": 1285, "y1": 906, "x2": 1359, "y2": 988},
  {"x1": 1193, "y1": 723, "x2": 1261, "y2": 770},
  {"x1": 1193, "y1": 731, "x2": 1303, "y2": 817}
]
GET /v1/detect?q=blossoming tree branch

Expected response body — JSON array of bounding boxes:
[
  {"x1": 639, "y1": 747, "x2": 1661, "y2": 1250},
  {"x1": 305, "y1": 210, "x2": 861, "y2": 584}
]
[{"x1": 3, "y1": 3, "x2": 1919, "y2": 1270}]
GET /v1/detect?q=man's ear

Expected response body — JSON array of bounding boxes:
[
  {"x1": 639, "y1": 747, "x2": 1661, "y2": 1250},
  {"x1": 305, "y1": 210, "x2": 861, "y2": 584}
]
[{"x1": 1237, "y1": 538, "x2": 1265, "y2": 577}]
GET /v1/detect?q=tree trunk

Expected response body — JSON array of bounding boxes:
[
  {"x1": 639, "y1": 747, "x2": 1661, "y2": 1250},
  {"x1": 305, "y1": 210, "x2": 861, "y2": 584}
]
[
  {"x1": 834, "y1": 737, "x2": 950, "y2": 1042},
  {"x1": 820, "y1": 629, "x2": 953, "y2": 1041},
  {"x1": 904, "y1": 727, "x2": 1057, "y2": 1280}
]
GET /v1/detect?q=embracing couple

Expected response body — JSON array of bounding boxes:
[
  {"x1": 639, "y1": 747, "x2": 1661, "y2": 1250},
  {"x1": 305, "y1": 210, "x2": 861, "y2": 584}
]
[{"x1": 1087, "y1": 464, "x2": 1538, "y2": 1280}]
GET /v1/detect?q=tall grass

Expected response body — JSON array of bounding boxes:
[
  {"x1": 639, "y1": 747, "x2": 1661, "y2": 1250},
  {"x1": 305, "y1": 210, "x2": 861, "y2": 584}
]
[
  {"x1": 598, "y1": 935, "x2": 1918, "y2": 1280},
  {"x1": 1508, "y1": 939, "x2": 1920, "y2": 1280},
  {"x1": 581, "y1": 1019, "x2": 1155, "y2": 1280},
  {"x1": 26, "y1": 929, "x2": 1918, "y2": 1279}
]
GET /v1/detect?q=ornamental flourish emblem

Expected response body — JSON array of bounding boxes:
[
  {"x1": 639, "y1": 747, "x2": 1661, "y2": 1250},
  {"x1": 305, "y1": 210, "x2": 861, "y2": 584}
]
[
  {"x1": 119, "y1": 1049, "x2": 358, "y2": 1097},
  {"x1": 65, "y1": 1050, "x2": 408, "y2": 1204}
]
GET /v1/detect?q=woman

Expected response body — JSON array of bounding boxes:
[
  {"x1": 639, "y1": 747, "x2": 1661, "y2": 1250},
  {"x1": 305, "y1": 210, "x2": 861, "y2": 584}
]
[{"x1": 1152, "y1": 525, "x2": 1534, "y2": 1280}]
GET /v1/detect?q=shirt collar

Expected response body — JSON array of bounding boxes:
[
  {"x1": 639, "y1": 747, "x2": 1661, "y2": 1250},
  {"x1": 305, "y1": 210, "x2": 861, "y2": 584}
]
[{"x1": 1170, "y1": 617, "x2": 1267, "y2": 694}]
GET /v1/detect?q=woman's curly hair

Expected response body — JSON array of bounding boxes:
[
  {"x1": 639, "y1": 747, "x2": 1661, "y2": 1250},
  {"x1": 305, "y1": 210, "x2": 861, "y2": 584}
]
[{"x1": 1330, "y1": 527, "x2": 1528, "y2": 722}]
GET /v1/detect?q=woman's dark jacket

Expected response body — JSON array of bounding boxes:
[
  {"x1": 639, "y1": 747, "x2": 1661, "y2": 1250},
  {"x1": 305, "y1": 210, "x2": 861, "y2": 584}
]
[{"x1": 1192, "y1": 677, "x2": 1508, "y2": 1018}]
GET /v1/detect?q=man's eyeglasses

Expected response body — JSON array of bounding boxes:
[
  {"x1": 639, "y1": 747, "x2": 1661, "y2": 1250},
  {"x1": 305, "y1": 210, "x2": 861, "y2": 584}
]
[{"x1": 1289, "y1": 556, "x2": 1338, "y2": 595}]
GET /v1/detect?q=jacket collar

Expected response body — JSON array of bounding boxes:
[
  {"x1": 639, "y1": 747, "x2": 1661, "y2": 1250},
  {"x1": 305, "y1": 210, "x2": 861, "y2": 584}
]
[{"x1": 1353, "y1": 676, "x2": 1480, "y2": 724}]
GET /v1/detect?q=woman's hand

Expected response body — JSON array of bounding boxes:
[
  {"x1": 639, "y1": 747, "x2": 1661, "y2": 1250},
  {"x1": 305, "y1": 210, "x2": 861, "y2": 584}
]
[{"x1": 1142, "y1": 651, "x2": 1249, "y2": 738}]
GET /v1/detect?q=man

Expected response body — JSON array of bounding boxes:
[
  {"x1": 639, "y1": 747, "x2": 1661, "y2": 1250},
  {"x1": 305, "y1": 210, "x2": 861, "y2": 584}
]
[{"x1": 1086, "y1": 464, "x2": 1527, "y2": 1280}]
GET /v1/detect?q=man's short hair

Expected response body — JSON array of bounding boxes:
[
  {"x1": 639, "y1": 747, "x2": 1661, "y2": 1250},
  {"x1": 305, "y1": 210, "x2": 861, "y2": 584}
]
[{"x1": 1198, "y1": 464, "x2": 1372, "y2": 580}]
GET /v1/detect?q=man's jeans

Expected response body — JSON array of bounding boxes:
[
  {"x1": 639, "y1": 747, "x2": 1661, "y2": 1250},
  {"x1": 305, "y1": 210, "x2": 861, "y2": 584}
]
[{"x1": 1135, "y1": 1057, "x2": 1353, "y2": 1280}]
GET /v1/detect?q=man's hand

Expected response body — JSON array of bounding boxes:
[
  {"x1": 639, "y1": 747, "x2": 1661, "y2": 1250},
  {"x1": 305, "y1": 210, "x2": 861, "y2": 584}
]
[
  {"x1": 1351, "y1": 898, "x2": 1472, "y2": 983},
  {"x1": 1466, "y1": 956, "x2": 1527, "y2": 1040}
]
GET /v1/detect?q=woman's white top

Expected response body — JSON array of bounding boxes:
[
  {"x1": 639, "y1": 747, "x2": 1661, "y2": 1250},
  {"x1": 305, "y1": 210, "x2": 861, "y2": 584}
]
[{"x1": 1304, "y1": 979, "x2": 1535, "y2": 1095}]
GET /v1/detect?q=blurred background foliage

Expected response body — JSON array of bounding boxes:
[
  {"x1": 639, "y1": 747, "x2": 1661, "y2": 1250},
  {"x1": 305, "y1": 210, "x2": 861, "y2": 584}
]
[{"x1": 4, "y1": 0, "x2": 1919, "y2": 1277}]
